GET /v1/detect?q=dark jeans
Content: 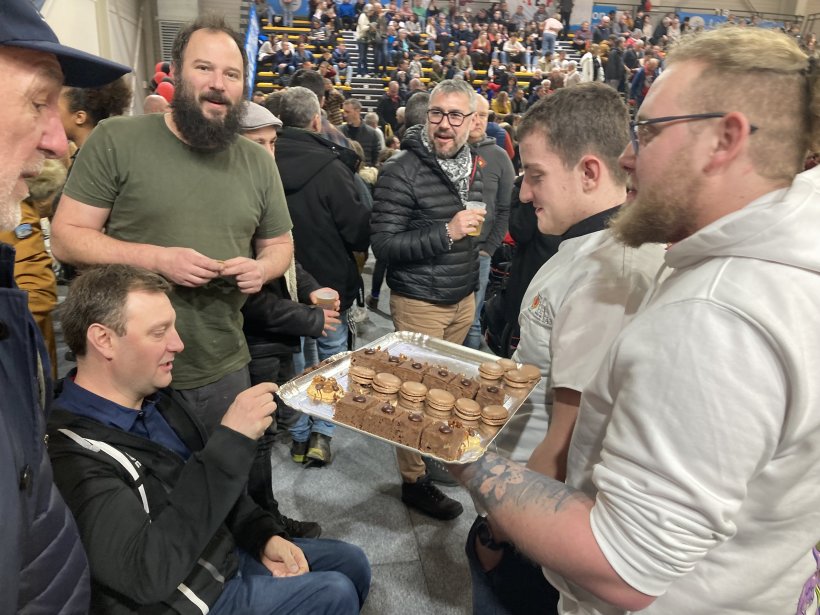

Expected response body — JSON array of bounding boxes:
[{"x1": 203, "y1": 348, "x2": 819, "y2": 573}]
[
  {"x1": 247, "y1": 353, "x2": 299, "y2": 512},
  {"x1": 375, "y1": 40, "x2": 389, "y2": 75},
  {"x1": 438, "y1": 34, "x2": 452, "y2": 53},
  {"x1": 466, "y1": 516, "x2": 560, "y2": 615},
  {"x1": 357, "y1": 42, "x2": 371, "y2": 75},
  {"x1": 370, "y1": 259, "x2": 386, "y2": 297},
  {"x1": 210, "y1": 540, "x2": 371, "y2": 615}
]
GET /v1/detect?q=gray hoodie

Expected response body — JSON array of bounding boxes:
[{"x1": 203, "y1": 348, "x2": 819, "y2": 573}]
[{"x1": 470, "y1": 135, "x2": 515, "y2": 255}]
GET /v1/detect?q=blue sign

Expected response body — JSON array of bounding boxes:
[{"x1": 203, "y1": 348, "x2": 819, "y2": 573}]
[
  {"x1": 757, "y1": 19, "x2": 785, "y2": 30},
  {"x1": 245, "y1": 3, "x2": 260, "y2": 97},
  {"x1": 591, "y1": 4, "x2": 618, "y2": 26},
  {"x1": 677, "y1": 12, "x2": 727, "y2": 31}
]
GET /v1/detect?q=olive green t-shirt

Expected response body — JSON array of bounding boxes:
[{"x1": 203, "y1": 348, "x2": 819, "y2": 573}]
[{"x1": 64, "y1": 114, "x2": 292, "y2": 388}]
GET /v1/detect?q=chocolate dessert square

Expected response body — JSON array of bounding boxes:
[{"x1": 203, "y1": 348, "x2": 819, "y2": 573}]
[
  {"x1": 445, "y1": 375, "x2": 480, "y2": 400},
  {"x1": 349, "y1": 347, "x2": 389, "y2": 371},
  {"x1": 474, "y1": 383, "x2": 505, "y2": 407},
  {"x1": 420, "y1": 420, "x2": 468, "y2": 461},
  {"x1": 393, "y1": 359, "x2": 428, "y2": 383},
  {"x1": 393, "y1": 410, "x2": 432, "y2": 448},
  {"x1": 365, "y1": 401, "x2": 405, "y2": 440},
  {"x1": 333, "y1": 393, "x2": 378, "y2": 430},
  {"x1": 381, "y1": 353, "x2": 407, "y2": 376},
  {"x1": 422, "y1": 365, "x2": 457, "y2": 391}
]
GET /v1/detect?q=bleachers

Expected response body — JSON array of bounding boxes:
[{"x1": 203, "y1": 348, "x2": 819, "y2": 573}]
[{"x1": 254, "y1": 17, "x2": 583, "y2": 113}]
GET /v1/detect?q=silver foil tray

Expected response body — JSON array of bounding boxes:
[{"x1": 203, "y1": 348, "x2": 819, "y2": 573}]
[{"x1": 277, "y1": 331, "x2": 540, "y2": 464}]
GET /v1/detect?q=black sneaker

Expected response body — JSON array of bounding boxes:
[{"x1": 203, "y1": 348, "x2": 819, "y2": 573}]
[
  {"x1": 281, "y1": 515, "x2": 322, "y2": 539},
  {"x1": 401, "y1": 474, "x2": 463, "y2": 520},
  {"x1": 305, "y1": 433, "x2": 332, "y2": 465},
  {"x1": 291, "y1": 440, "x2": 309, "y2": 464},
  {"x1": 424, "y1": 457, "x2": 458, "y2": 486}
]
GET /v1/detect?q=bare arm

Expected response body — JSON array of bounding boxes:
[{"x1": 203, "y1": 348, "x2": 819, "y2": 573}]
[
  {"x1": 453, "y1": 453, "x2": 655, "y2": 612},
  {"x1": 52, "y1": 195, "x2": 223, "y2": 286},
  {"x1": 221, "y1": 233, "x2": 294, "y2": 294},
  {"x1": 526, "y1": 387, "x2": 581, "y2": 481}
]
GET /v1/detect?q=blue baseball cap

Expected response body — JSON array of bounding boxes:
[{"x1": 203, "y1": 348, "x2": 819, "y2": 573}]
[{"x1": 0, "y1": 0, "x2": 132, "y2": 87}]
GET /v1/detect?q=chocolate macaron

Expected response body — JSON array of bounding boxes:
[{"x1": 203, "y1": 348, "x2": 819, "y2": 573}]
[
  {"x1": 478, "y1": 361, "x2": 505, "y2": 385},
  {"x1": 503, "y1": 368, "x2": 531, "y2": 391},
  {"x1": 496, "y1": 358, "x2": 518, "y2": 373},
  {"x1": 399, "y1": 381, "x2": 428, "y2": 412},
  {"x1": 479, "y1": 404, "x2": 509, "y2": 438},
  {"x1": 518, "y1": 364, "x2": 541, "y2": 384},
  {"x1": 372, "y1": 372, "x2": 402, "y2": 404},
  {"x1": 348, "y1": 365, "x2": 376, "y2": 395},
  {"x1": 425, "y1": 388, "x2": 456, "y2": 420},
  {"x1": 454, "y1": 398, "x2": 481, "y2": 427}
]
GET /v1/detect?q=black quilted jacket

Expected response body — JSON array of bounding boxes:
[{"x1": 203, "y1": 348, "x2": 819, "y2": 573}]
[{"x1": 370, "y1": 125, "x2": 483, "y2": 304}]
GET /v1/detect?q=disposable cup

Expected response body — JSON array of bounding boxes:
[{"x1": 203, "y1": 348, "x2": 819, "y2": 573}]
[
  {"x1": 315, "y1": 288, "x2": 338, "y2": 308},
  {"x1": 465, "y1": 201, "x2": 486, "y2": 237}
]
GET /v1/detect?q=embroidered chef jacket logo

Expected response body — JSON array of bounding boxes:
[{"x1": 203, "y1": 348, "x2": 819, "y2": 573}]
[{"x1": 528, "y1": 293, "x2": 553, "y2": 326}]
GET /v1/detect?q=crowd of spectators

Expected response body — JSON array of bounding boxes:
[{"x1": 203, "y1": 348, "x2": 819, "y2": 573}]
[{"x1": 255, "y1": 0, "x2": 817, "y2": 118}]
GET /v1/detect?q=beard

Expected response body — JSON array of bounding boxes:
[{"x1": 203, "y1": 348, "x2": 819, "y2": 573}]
[
  {"x1": 429, "y1": 126, "x2": 467, "y2": 159},
  {"x1": 610, "y1": 156, "x2": 702, "y2": 248},
  {"x1": 171, "y1": 77, "x2": 243, "y2": 153}
]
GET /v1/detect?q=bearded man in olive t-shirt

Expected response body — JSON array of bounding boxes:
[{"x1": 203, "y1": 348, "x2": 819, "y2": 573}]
[{"x1": 52, "y1": 17, "x2": 294, "y2": 430}]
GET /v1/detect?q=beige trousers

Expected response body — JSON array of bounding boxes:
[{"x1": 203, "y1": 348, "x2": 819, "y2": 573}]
[{"x1": 389, "y1": 292, "x2": 475, "y2": 482}]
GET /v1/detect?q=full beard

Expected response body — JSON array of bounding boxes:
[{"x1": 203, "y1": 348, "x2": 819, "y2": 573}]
[
  {"x1": 610, "y1": 161, "x2": 701, "y2": 248},
  {"x1": 171, "y1": 79, "x2": 243, "y2": 153}
]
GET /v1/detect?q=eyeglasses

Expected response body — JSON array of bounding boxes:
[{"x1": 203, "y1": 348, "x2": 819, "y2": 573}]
[
  {"x1": 427, "y1": 109, "x2": 475, "y2": 127},
  {"x1": 629, "y1": 113, "x2": 759, "y2": 155}
]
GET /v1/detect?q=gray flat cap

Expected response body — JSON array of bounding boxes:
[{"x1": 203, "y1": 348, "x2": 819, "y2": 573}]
[{"x1": 240, "y1": 101, "x2": 283, "y2": 130}]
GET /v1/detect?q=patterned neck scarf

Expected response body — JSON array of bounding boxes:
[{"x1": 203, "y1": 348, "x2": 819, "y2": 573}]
[{"x1": 421, "y1": 128, "x2": 472, "y2": 204}]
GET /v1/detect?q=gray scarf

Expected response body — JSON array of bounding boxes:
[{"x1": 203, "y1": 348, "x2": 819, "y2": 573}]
[{"x1": 421, "y1": 129, "x2": 472, "y2": 204}]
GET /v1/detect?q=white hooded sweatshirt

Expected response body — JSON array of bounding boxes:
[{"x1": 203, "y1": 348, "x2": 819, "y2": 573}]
[{"x1": 551, "y1": 166, "x2": 820, "y2": 614}]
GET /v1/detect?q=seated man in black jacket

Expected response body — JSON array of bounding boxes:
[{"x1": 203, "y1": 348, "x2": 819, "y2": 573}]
[{"x1": 48, "y1": 265, "x2": 370, "y2": 615}]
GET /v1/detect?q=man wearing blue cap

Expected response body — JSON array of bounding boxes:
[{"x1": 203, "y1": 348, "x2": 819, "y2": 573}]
[{"x1": 0, "y1": 0, "x2": 131, "y2": 611}]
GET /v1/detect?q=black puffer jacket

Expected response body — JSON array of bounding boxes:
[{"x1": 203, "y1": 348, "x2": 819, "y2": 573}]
[
  {"x1": 275, "y1": 127, "x2": 370, "y2": 311},
  {"x1": 242, "y1": 261, "x2": 325, "y2": 358},
  {"x1": 370, "y1": 125, "x2": 484, "y2": 304}
]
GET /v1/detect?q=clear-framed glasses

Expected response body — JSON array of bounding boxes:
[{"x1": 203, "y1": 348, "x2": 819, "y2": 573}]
[
  {"x1": 629, "y1": 112, "x2": 759, "y2": 155},
  {"x1": 427, "y1": 108, "x2": 475, "y2": 127}
]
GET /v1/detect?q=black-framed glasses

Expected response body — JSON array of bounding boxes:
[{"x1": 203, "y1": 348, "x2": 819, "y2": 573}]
[
  {"x1": 427, "y1": 109, "x2": 475, "y2": 127},
  {"x1": 629, "y1": 113, "x2": 759, "y2": 154}
]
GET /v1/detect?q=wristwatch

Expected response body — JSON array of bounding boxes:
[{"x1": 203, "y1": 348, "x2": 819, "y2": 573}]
[{"x1": 475, "y1": 515, "x2": 506, "y2": 551}]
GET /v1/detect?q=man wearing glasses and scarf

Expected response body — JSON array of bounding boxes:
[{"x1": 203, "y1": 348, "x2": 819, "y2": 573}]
[{"x1": 371, "y1": 79, "x2": 484, "y2": 520}]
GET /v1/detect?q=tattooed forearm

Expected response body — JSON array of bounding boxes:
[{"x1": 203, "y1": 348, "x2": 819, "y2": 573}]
[
  {"x1": 516, "y1": 477, "x2": 584, "y2": 513},
  {"x1": 464, "y1": 452, "x2": 589, "y2": 516}
]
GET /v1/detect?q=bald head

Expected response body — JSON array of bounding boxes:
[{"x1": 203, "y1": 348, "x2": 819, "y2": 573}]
[
  {"x1": 143, "y1": 94, "x2": 169, "y2": 114},
  {"x1": 468, "y1": 96, "x2": 489, "y2": 144}
]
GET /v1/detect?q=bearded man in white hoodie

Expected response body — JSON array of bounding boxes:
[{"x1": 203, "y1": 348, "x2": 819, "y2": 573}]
[{"x1": 451, "y1": 26, "x2": 820, "y2": 615}]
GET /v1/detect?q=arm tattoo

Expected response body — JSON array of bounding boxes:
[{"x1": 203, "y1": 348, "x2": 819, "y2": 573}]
[{"x1": 465, "y1": 452, "x2": 587, "y2": 515}]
